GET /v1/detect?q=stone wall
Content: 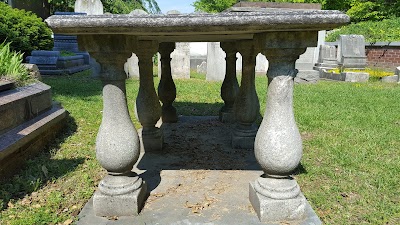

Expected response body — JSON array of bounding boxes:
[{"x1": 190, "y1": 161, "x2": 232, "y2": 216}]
[{"x1": 366, "y1": 42, "x2": 400, "y2": 71}]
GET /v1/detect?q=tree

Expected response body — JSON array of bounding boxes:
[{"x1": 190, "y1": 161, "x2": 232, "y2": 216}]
[{"x1": 48, "y1": 0, "x2": 160, "y2": 14}]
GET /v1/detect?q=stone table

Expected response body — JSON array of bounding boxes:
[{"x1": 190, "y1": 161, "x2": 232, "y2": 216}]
[{"x1": 45, "y1": 9, "x2": 349, "y2": 224}]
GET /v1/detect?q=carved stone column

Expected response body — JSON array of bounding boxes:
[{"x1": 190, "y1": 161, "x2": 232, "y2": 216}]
[
  {"x1": 219, "y1": 42, "x2": 239, "y2": 123},
  {"x1": 158, "y1": 42, "x2": 178, "y2": 123},
  {"x1": 232, "y1": 39, "x2": 260, "y2": 149},
  {"x1": 78, "y1": 35, "x2": 146, "y2": 216},
  {"x1": 249, "y1": 31, "x2": 317, "y2": 223},
  {"x1": 135, "y1": 40, "x2": 163, "y2": 151}
]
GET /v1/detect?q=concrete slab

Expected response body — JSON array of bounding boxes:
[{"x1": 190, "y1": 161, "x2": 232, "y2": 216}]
[{"x1": 77, "y1": 116, "x2": 321, "y2": 225}]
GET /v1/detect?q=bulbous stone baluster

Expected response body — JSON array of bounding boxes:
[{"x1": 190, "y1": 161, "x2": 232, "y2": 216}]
[
  {"x1": 135, "y1": 40, "x2": 163, "y2": 152},
  {"x1": 219, "y1": 42, "x2": 239, "y2": 123},
  {"x1": 232, "y1": 39, "x2": 260, "y2": 149},
  {"x1": 158, "y1": 42, "x2": 178, "y2": 123},
  {"x1": 78, "y1": 35, "x2": 146, "y2": 217},
  {"x1": 249, "y1": 31, "x2": 317, "y2": 222}
]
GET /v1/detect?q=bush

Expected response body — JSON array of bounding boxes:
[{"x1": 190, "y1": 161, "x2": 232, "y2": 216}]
[
  {"x1": 0, "y1": 41, "x2": 35, "y2": 86},
  {"x1": 0, "y1": 2, "x2": 53, "y2": 56},
  {"x1": 326, "y1": 17, "x2": 400, "y2": 43}
]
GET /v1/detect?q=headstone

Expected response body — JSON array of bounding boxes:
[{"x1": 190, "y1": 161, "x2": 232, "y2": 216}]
[
  {"x1": 381, "y1": 75, "x2": 399, "y2": 83},
  {"x1": 313, "y1": 44, "x2": 339, "y2": 71},
  {"x1": 196, "y1": 61, "x2": 207, "y2": 74},
  {"x1": 296, "y1": 47, "x2": 320, "y2": 83},
  {"x1": 337, "y1": 35, "x2": 367, "y2": 69},
  {"x1": 206, "y1": 42, "x2": 226, "y2": 81},
  {"x1": 158, "y1": 43, "x2": 191, "y2": 79},
  {"x1": 130, "y1": 9, "x2": 148, "y2": 16},
  {"x1": 395, "y1": 66, "x2": 400, "y2": 75},
  {"x1": 74, "y1": 0, "x2": 104, "y2": 15},
  {"x1": 343, "y1": 72, "x2": 369, "y2": 82},
  {"x1": 124, "y1": 53, "x2": 140, "y2": 78}
]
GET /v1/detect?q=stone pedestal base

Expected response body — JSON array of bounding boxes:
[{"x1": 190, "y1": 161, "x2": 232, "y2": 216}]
[
  {"x1": 219, "y1": 111, "x2": 235, "y2": 123},
  {"x1": 162, "y1": 105, "x2": 178, "y2": 123},
  {"x1": 142, "y1": 127, "x2": 163, "y2": 152},
  {"x1": 249, "y1": 182, "x2": 306, "y2": 223},
  {"x1": 93, "y1": 178, "x2": 147, "y2": 217},
  {"x1": 232, "y1": 124, "x2": 257, "y2": 149}
]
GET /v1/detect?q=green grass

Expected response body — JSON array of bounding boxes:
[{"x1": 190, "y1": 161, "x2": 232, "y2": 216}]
[{"x1": 0, "y1": 72, "x2": 399, "y2": 224}]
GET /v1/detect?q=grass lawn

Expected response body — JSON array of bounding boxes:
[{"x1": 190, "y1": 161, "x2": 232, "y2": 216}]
[{"x1": 0, "y1": 72, "x2": 399, "y2": 224}]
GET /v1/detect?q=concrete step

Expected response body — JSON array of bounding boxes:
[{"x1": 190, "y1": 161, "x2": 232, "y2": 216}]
[{"x1": 0, "y1": 104, "x2": 67, "y2": 178}]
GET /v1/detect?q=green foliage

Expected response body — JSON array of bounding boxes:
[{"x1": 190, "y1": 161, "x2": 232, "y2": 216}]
[
  {"x1": 0, "y1": 2, "x2": 53, "y2": 56},
  {"x1": 0, "y1": 41, "x2": 35, "y2": 86},
  {"x1": 193, "y1": 0, "x2": 237, "y2": 13},
  {"x1": 326, "y1": 17, "x2": 400, "y2": 43},
  {"x1": 48, "y1": 0, "x2": 160, "y2": 14}
]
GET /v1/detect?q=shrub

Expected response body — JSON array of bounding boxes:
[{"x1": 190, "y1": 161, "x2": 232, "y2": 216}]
[
  {"x1": 0, "y1": 41, "x2": 35, "y2": 86},
  {"x1": 326, "y1": 17, "x2": 400, "y2": 43},
  {"x1": 0, "y1": 2, "x2": 53, "y2": 56}
]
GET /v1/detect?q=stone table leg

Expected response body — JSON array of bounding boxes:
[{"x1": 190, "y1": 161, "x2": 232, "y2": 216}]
[
  {"x1": 219, "y1": 42, "x2": 239, "y2": 123},
  {"x1": 232, "y1": 39, "x2": 260, "y2": 149},
  {"x1": 135, "y1": 40, "x2": 163, "y2": 152},
  {"x1": 249, "y1": 31, "x2": 317, "y2": 223},
  {"x1": 158, "y1": 42, "x2": 178, "y2": 123},
  {"x1": 78, "y1": 35, "x2": 146, "y2": 217}
]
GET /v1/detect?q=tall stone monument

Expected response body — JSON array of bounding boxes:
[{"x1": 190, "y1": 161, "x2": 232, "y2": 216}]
[
  {"x1": 206, "y1": 42, "x2": 226, "y2": 81},
  {"x1": 74, "y1": 0, "x2": 104, "y2": 15}
]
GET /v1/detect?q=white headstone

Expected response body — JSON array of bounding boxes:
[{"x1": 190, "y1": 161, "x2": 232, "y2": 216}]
[
  {"x1": 124, "y1": 53, "x2": 140, "y2": 78},
  {"x1": 74, "y1": 0, "x2": 104, "y2": 15},
  {"x1": 158, "y1": 43, "x2": 191, "y2": 79},
  {"x1": 197, "y1": 61, "x2": 207, "y2": 74},
  {"x1": 206, "y1": 42, "x2": 226, "y2": 81}
]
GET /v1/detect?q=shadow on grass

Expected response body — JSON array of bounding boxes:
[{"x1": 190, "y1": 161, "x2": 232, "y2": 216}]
[{"x1": 0, "y1": 116, "x2": 84, "y2": 210}]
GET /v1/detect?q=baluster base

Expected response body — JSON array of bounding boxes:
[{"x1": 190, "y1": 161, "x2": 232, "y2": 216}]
[
  {"x1": 219, "y1": 106, "x2": 235, "y2": 123},
  {"x1": 232, "y1": 123, "x2": 258, "y2": 149},
  {"x1": 162, "y1": 105, "x2": 178, "y2": 123},
  {"x1": 249, "y1": 176, "x2": 306, "y2": 222},
  {"x1": 93, "y1": 172, "x2": 147, "y2": 217},
  {"x1": 141, "y1": 127, "x2": 164, "y2": 152}
]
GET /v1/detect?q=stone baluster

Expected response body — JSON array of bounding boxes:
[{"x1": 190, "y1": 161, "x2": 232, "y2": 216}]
[
  {"x1": 219, "y1": 41, "x2": 239, "y2": 123},
  {"x1": 78, "y1": 35, "x2": 146, "y2": 217},
  {"x1": 249, "y1": 31, "x2": 317, "y2": 222},
  {"x1": 232, "y1": 39, "x2": 260, "y2": 149},
  {"x1": 158, "y1": 42, "x2": 178, "y2": 123},
  {"x1": 135, "y1": 40, "x2": 163, "y2": 151}
]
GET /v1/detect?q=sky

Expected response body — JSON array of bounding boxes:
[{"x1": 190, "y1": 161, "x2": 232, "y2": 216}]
[{"x1": 156, "y1": 0, "x2": 195, "y2": 14}]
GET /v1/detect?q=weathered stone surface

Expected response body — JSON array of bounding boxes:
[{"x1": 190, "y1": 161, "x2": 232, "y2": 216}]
[
  {"x1": 343, "y1": 72, "x2": 369, "y2": 82},
  {"x1": 207, "y1": 42, "x2": 226, "y2": 81},
  {"x1": 249, "y1": 179, "x2": 307, "y2": 222},
  {"x1": 129, "y1": 9, "x2": 148, "y2": 15},
  {"x1": 0, "y1": 82, "x2": 52, "y2": 135},
  {"x1": 90, "y1": 57, "x2": 101, "y2": 77},
  {"x1": 46, "y1": 10, "x2": 350, "y2": 41},
  {"x1": 171, "y1": 42, "x2": 190, "y2": 79},
  {"x1": 295, "y1": 70, "x2": 320, "y2": 83},
  {"x1": 0, "y1": 104, "x2": 67, "y2": 179},
  {"x1": 75, "y1": 0, "x2": 104, "y2": 15},
  {"x1": 94, "y1": 173, "x2": 146, "y2": 216},
  {"x1": 381, "y1": 75, "x2": 398, "y2": 83},
  {"x1": 337, "y1": 35, "x2": 367, "y2": 69},
  {"x1": 124, "y1": 53, "x2": 139, "y2": 78}
]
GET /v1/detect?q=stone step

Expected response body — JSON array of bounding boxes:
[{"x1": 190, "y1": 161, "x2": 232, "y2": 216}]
[
  {"x1": 39, "y1": 64, "x2": 91, "y2": 75},
  {"x1": 0, "y1": 104, "x2": 67, "y2": 178},
  {"x1": 0, "y1": 82, "x2": 52, "y2": 135}
]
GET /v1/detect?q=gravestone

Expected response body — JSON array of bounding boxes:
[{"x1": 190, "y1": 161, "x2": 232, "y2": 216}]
[
  {"x1": 197, "y1": 61, "x2": 207, "y2": 74},
  {"x1": 27, "y1": 12, "x2": 91, "y2": 75},
  {"x1": 124, "y1": 53, "x2": 140, "y2": 78},
  {"x1": 337, "y1": 35, "x2": 367, "y2": 69},
  {"x1": 295, "y1": 47, "x2": 320, "y2": 83},
  {"x1": 158, "y1": 43, "x2": 191, "y2": 79},
  {"x1": 206, "y1": 42, "x2": 226, "y2": 81},
  {"x1": 313, "y1": 44, "x2": 339, "y2": 71},
  {"x1": 75, "y1": 0, "x2": 104, "y2": 15}
]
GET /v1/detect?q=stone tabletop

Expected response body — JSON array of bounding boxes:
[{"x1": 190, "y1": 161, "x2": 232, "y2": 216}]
[{"x1": 45, "y1": 10, "x2": 349, "y2": 42}]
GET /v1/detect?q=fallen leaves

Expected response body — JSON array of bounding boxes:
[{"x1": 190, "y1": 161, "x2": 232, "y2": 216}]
[{"x1": 185, "y1": 196, "x2": 217, "y2": 214}]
